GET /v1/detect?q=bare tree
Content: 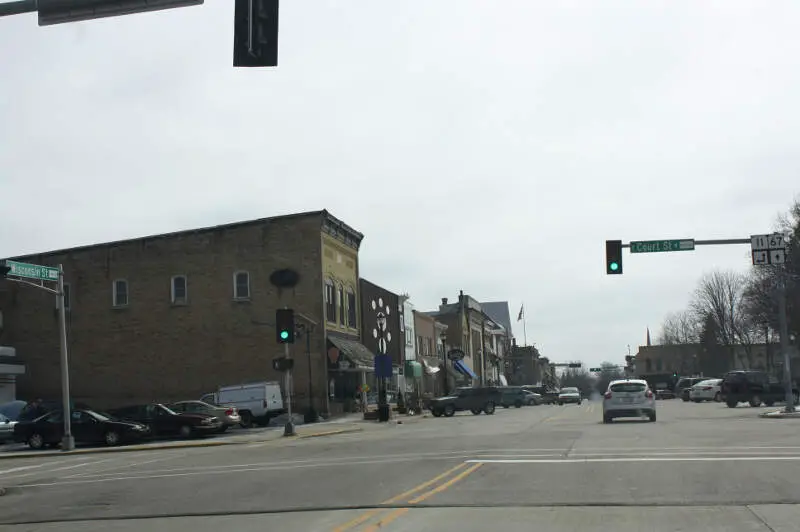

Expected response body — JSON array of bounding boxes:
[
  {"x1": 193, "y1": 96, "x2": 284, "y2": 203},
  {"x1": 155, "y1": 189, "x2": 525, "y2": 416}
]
[
  {"x1": 658, "y1": 310, "x2": 701, "y2": 345},
  {"x1": 690, "y1": 269, "x2": 761, "y2": 368}
]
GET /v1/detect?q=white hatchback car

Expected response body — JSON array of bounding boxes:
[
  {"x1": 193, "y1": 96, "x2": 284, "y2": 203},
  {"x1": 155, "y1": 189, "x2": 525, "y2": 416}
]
[{"x1": 603, "y1": 379, "x2": 656, "y2": 423}]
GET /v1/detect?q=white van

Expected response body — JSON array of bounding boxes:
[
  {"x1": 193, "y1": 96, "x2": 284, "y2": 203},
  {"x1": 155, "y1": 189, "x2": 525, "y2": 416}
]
[{"x1": 201, "y1": 381, "x2": 284, "y2": 428}]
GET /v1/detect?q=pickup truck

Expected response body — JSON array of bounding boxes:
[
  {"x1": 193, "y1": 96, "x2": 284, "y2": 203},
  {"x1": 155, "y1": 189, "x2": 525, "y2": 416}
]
[{"x1": 720, "y1": 370, "x2": 799, "y2": 408}]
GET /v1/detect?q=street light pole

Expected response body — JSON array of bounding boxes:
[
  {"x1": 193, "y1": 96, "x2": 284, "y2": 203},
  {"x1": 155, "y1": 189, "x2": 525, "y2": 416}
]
[
  {"x1": 777, "y1": 272, "x2": 795, "y2": 413},
  {"x1": 57, "y1": 264, "x2": 75, "y2": 451}
]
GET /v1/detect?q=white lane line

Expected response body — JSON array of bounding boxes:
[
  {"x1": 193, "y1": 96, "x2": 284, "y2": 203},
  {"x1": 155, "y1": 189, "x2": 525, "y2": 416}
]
[
  {"x1": 65, "y1": 454, "x2": 188, "y2": 478},
  {"x1": 0, "y1": 464, "x2": 45, "y2": 475},
  {"x1": 467, "y1": 456, "x2": 800, "y2": 464},
  {"x1": 6, "y1": 458, "x2": 114, "y2": 479}
]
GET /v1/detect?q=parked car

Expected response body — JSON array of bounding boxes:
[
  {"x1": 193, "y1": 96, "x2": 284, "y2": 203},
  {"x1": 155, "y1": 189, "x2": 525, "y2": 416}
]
[
  {"x1": 603, "y1": 379, "x2": 656, "y2": 423},
  {"x1": 201, "y1": 381, "x2": 284, "y2": 428},
  {"x1": 13, "y1": 409, "x2": 148, "y2": 449},
  {"x1": 558, "y1": 387, "x2": 582, "y2": 405},
  {"x1": 720, "y1": 370, "x2": 799, "y2": 408},
  {"x1": 430, "y1": 386, "x2": 501, "y2": 417},
  {"x1": 108, "y1": 403, "x2": 223, "y2": 438},
  {"x1": 676, "y1": 377, "x2": 708, "y2": 402},
  {"x1": 689, "y1": 379, "x2": 722, "y2": 402},
  {"x1": 500, "y1": 387, "x2": 527, "y2": 408},
  {"x1": 169, "y1": 400, "x2": 241, "y2": 432},
  {"x1": 0, "y1": 413, "x2": 16, "y2": 443},
  {"x1": 0, "y1": 400, "x2": 27, "y2": 421},
  {"x1": 523, "y1": 390, "x2": 541, "y2": 405}
]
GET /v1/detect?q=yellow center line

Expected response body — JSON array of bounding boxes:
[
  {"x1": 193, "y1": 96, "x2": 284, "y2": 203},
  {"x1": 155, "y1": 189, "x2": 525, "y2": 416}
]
[
  {"x1": 362, "y1": 508, "x2": 409, "y2": 532},
  {"x1": 330, "y1": 462, "x2": 469, "y2": 531},
  {"x1": 407, "y1": 463, "x2": 482, "y2": 504}
]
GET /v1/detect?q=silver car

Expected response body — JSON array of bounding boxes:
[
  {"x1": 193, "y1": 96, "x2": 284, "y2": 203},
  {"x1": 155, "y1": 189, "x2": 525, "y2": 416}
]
[{"x1": 603, "y1": 379, "x2": 656, "y2": 423}]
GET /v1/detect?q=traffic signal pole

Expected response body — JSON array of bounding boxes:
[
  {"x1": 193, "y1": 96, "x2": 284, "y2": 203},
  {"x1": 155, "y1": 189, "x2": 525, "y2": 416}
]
[
  {"x1": 283, "y1": 340, "x2": 295, "y2": 436},
  {"x1": 612, "y1": 233, "x2": 795, "y2": 413}
]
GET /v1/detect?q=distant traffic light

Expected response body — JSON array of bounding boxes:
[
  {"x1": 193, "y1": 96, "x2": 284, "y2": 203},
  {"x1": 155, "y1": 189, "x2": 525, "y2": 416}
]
[
  {"x1": 605, "y1": 240, "x2": 623, "y2": 275},
  {"x1": 568, "y1": 363, "x2": 582, "y2": 368},
  {"x1": 233, "y1": 0, "x2": 279, "y2": 68},
  {"x1": 275, "y1": 308, "x2": 295, "y2": 344}
]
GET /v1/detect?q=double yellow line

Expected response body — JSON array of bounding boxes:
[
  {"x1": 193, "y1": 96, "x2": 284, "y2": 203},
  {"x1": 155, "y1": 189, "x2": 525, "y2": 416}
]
[{"x1": 331, "y1": 461, "x2": 482, "y2": 532}]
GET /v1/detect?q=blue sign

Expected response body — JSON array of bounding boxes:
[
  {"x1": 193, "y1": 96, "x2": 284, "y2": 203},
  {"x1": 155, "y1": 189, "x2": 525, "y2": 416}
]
[{"x1": 374, "y1": 354, "x2": 393, "y2": 379}]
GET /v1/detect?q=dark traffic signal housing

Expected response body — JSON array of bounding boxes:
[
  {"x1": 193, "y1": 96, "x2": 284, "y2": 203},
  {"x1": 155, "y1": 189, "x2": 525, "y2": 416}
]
[
  {"x1": 275, "y1": 308, "x2": 295, "y2": 344},
  {"x1": 605, "y1": 240, "x2": 623, "y2": 275},
  {"x1": 0, "y1": 264, "x2": 10, "y2": 277},
  {"x1": 233, "y1": 0, "x2": 279, "y2": 67},
  {"x1": 568, "y1": 363, "x2": 582, "y2": 368}
]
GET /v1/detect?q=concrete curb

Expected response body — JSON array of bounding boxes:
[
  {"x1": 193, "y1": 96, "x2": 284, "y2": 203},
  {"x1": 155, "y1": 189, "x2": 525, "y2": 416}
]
[
  {"x1": 759, "y1": 410, "x2": 800, "y2": 419},
  {"x1": 0, "y1": 427, "x2": 364, "y2": 460}
]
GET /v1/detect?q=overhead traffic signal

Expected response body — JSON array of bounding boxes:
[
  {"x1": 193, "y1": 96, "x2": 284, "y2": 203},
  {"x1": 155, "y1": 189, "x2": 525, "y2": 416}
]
[
  {"x1": 233, "y1": 0, "x2": 279, "y2": 68},
  {"x1": 275, "y1": 308, "x2": 295, "y2": 344},
  {"x1": 605, "y1": 240, "x2": 623, "y2": 275},
  {"x1": 568, "y1": 363, "x2": 582, "y2": 368}
]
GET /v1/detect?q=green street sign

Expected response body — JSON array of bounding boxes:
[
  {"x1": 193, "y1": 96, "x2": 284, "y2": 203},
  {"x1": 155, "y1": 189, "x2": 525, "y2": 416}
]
[
  {"x1": 3, "y1": 260, "x2": 60, "y2": 282},
  {"x1": 630, "y1": 239, "x2": 695, "y2": 254},
  {"x1": 590, "y1": 367, "x2": 602, "y2": 372}
]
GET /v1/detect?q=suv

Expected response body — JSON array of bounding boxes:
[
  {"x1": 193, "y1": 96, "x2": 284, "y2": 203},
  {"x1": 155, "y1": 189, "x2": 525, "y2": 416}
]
[
  {"x1": 603, "y1": 379, "x2": 656, "y2": 423},
  {"x1": 720, "y1": 370, "x2": 799, "y2": 408},
  {"x1": 676, "y1": 377, "x2": 708, "y2": 402},
  {"x1": 430, "y1": 387, "x2": 501, "y2": 417}
]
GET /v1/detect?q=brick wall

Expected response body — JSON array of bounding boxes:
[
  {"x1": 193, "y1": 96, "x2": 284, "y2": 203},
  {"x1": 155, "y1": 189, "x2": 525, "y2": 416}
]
[{"x1": 0, "y1": 214, "x2": 332, "y2": 411}]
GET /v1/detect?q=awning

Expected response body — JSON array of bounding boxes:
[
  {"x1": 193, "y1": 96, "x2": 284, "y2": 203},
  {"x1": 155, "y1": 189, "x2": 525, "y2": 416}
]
[
  {"x1": 327, "y1": 336, "x2": 374, "y2": 370},
  {"x1": 453, "y1": 359, "x2": 478, "y2": 380},
  {"x1": 420, "y1": 357, "x2": 441, "y2": 375}
]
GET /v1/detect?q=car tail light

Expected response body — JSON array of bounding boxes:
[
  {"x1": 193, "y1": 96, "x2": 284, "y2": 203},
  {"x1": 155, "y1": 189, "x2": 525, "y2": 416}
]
[
  {"x1": 604, "y1": 391, "x2": 612, "y2": 400},
  {"x1": 645, "y1": 390, "x2": 654, "y2": 398},
  {"x1": 225, "y1": 409, "x2": 234, "y2": 416},
  {"x1": 702, "y1": 386, "x2": 712, "y2": 391}
]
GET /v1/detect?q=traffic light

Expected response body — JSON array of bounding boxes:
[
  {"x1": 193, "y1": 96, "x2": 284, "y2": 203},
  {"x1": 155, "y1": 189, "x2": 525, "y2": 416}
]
[
  {"x1": 275, "y1": 308, "x2": 295, "y2": 344},
  {"x1": 605, "y1": 240, "x2": 623, "y2": 274},
  {"x1": 568, "y1": 363, "x2": 582, "y2": 368},
  {"x1": 233, "y1": 0, "x2": 279, "y2": 68}
]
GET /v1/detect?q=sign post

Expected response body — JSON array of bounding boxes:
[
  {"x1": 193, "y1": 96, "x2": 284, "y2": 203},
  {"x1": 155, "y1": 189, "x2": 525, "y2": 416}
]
[
  {"x1": 0, "y1": 260, "x2": 74, "y2": 450},
  {"x1": 751, "y1": 233, "x2": 794, "y2": 413}
]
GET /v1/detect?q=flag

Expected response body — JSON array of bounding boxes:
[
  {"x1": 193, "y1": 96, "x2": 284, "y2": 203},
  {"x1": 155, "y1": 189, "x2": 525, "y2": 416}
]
[{"x1": 517, "y1": 305, "x2": 524, "y2": 321}]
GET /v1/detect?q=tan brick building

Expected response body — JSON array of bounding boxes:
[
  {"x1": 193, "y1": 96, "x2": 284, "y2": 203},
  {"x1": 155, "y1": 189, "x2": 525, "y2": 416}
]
[{"x1": 0, "y1": 210, "x2": 365, "y2": 414}]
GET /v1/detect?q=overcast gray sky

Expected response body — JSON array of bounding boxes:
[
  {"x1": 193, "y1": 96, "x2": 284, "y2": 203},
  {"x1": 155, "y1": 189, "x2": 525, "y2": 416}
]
[{"x1": 1, "y1": 1, "x2": 798, "y2": 367}]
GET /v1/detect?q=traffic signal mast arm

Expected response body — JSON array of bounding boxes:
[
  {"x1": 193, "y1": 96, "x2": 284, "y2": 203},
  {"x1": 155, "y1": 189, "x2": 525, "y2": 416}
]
[{"x1": 621, "y1": 238, "x2": 751, "y2": 248}]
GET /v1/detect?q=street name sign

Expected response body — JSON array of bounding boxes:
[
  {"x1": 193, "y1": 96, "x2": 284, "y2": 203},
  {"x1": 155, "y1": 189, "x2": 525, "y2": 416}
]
[
  {"x1": 4, "y1": 260, "x2": 59, "y2": 282},
  {"x1": 630, "y1": 239, "x2": 695, "y2": 254},
  {"x1": 751, "y1": 233, "x2": 787, "y2": 266}
]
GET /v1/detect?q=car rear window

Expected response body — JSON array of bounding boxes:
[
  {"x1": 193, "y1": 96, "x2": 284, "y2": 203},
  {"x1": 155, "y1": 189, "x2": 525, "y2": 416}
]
[{"x1": 610, "y1": 383, "x2": 646, "y2": 393}]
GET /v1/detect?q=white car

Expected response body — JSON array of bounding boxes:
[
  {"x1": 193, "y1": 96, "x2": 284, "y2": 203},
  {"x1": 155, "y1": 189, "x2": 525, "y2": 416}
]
[
  {"x1": 689, "y1": 378, "x2": 722, "y2": 402},
  {"x1": 603, "y1": 379, "x2": 656, "y2": 423}
]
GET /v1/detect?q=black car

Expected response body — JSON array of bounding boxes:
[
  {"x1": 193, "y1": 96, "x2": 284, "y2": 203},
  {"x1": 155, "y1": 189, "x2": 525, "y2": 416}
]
[
  {"x1": 430, "y1": 386, "x2": 501, "y2": 417},
  {"x1": 720, "y1": 370, "x2": 799, "y2": 408},
  {"x1": 13, "y1": 409, "x2": 148, "y2": 449},
  {"x1": 108, "y1": 403, "x2": 223, "y2": 438}
]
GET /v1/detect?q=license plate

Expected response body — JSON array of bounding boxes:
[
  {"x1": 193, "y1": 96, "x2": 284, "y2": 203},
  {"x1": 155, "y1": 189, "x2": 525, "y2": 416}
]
[{"x1": 621, "y1": 397, "x2": 634, "y2": 403}]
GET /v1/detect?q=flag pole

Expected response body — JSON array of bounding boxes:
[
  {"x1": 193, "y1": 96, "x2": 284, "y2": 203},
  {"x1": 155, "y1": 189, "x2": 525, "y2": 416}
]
[{"x1": 522, "y1": 304, "x2": 527, "y2": 347}]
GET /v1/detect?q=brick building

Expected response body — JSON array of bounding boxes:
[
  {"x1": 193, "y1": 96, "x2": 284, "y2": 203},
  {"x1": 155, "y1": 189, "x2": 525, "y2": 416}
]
[{"x1": 0, "y1": 209, "x2": 366, "y2": 415}]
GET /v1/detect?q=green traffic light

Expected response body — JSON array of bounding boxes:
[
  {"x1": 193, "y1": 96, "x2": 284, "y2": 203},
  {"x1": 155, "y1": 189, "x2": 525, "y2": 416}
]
[
  {"x1": 610, "y1": 262, "x2": 619, "y2": 271},
  {"x1": 280, "y1": 330, "x2": 289, "y2": 340}
]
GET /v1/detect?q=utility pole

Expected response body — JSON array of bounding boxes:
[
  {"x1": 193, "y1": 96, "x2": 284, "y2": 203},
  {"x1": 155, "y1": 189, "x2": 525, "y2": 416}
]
[{"x1": 777, "y1": 272, "x2": 795, "y2": 413}]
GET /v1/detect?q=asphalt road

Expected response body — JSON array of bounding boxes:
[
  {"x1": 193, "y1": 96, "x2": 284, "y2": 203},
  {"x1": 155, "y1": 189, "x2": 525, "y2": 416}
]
[{"x1": 1, "y1": 399, "x2": 799, "y2": 531}]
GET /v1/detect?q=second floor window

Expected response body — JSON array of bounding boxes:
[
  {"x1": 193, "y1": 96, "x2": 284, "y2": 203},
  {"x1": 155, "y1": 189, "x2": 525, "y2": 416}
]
[
  {"x1": 325, "y1": 281, "x2": 336, "y2": 323},
  {"x1": 347, "y1": 290, "x2": 357, "y2": 328},
  {"x1": 234, "y1": 271, "x2": 250, "y2": 300},
  {"x1": 171, "y1": 275, "x2": 187, "y2": 304},
  {"x1": 112, "y1": 279, "x2": 128, "y2": 307},
  {"x1": 338, "y1": 286, "x2": 345, "y2": 325}
]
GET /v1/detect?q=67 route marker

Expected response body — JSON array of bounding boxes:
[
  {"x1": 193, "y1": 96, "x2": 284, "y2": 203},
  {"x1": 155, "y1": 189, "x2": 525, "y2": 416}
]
[{"x1": 751, "y1": 233, "x2": 787, "y2": 266}]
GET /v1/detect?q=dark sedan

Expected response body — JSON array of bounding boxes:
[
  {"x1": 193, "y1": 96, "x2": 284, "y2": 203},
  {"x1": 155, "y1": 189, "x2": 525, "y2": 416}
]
[
  {"x1": 13, "y1": 409, "x2": 148, "y2": 449},
  {"x1": 108, "y1": 403, "x2": 223, "y2": 438}
]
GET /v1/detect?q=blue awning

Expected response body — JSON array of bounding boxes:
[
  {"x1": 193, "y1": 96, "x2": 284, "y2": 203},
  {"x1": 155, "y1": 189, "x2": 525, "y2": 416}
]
[{"x1": 453, "y1": 359, "x2": 478, "y2": 380}]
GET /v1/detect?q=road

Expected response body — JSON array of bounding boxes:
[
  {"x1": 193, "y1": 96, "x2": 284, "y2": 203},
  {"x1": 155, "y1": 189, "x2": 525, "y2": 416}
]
[{"x1": 0, "y1": 399, "x2": 799, "y2": 531}]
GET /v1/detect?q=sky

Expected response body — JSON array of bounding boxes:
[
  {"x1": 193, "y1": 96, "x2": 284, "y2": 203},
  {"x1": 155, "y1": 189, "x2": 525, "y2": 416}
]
[{"x1": 1, "y1": 0, "x2": 799, "y2": 368}]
